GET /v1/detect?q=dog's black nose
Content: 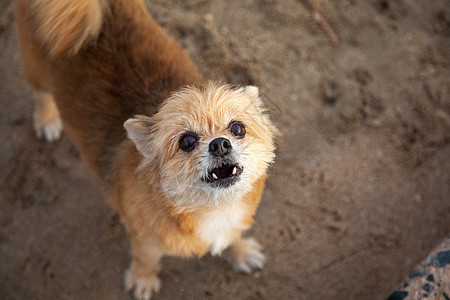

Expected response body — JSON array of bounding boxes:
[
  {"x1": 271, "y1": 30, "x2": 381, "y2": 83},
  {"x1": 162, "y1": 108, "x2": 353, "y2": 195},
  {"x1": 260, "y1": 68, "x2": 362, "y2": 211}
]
[{"x1": 209, "y1": 138, "x2": 232, "y2": 156}]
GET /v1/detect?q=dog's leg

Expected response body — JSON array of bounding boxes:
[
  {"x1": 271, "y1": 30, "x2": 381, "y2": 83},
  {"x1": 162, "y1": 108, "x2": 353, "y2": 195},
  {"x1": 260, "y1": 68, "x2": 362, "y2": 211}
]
[
  {"x1": 16, "y1": 2, "x2": 63, "y2": 142},
  {"x1": 125, "y1": 240, "x2": 164, "y2": 300},
  {"x1": 222, "y1": 236, "x2": 265, "y2": 273},
  {"x1": 33, "y1": 90, "x2": 62, "y2": 141}
]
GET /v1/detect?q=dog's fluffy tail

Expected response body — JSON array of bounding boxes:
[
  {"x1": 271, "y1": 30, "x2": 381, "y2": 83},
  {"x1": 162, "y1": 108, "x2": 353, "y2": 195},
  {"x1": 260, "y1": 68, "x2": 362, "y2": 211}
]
[{"x1": 28, "y1": 0, "x2": 108, "y2": 58}]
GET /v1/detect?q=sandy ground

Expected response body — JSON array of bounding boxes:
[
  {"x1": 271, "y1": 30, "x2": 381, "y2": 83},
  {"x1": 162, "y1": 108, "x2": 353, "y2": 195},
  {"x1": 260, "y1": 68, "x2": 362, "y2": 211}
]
[{"x1": 0, "y1": 0, "x2": 449, "y2": 299}]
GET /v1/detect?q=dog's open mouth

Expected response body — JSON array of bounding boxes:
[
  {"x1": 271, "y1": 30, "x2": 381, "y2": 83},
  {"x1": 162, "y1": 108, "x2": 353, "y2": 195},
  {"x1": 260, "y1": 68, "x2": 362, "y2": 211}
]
[{"x1": 205, "y1": 163, "x2": 243, "y2": 188}]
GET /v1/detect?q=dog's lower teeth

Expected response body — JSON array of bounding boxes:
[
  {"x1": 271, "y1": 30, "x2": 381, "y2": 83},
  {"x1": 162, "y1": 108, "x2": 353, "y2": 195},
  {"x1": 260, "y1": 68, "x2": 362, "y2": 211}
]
[
  {"x1": 212, "y1": 173, "x2": 218, "y2": 180},
  {"x1": 232, "y1": 167, "x2": 236, "y2": 175}
]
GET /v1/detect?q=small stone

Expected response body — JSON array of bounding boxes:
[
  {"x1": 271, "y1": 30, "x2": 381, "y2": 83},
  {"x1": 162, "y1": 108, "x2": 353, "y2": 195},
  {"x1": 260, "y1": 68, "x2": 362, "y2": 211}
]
[
  {"x1": 422, "y1": 283, "x2": 433, "y2": 293},
  {"x1": 426, "y1": 274, "x2": 434, "y2": 282},
  {"x1": 430, "y1": 250, "x2": 450, "y2": 267},
  {"x1": 409, "y1": 269, "x2": 426, "y2": 278},
  {"x1": 387, "y1": 291, "x2": 408, "y2": 300}
]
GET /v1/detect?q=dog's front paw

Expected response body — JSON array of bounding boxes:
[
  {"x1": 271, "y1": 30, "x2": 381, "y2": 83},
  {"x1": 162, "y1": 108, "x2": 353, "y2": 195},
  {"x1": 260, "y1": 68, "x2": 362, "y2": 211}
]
[
  {"x1": 223, "y1": 237, "x2": 265, "y2": 273},
  {"x1": 34, "y1": 114, "x2": 63, "y2": 142},
  {"x1": 33, "y1": 91, "x2": 63, "y2": 142},
  {"x1": 125, "y1": 270, "x2": 161, "y2": 300}
]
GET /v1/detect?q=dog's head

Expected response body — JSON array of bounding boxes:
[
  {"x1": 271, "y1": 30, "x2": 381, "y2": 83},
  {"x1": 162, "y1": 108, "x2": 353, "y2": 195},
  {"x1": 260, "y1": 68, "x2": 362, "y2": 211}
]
[{"x1": 124, "y1": 82, "x2": 277, "y2": 209}]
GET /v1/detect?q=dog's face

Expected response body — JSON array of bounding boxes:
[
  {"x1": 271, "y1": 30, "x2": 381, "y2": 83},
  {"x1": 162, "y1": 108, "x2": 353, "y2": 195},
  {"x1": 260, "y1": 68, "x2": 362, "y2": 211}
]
[{"x1": 125, "y1": 82, "x2": 277, "y2": 208}]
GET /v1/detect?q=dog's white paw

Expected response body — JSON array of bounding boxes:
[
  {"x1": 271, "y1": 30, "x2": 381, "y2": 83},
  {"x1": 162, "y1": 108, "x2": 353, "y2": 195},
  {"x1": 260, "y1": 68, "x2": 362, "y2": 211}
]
[
  {"x1": 34, "y1": 115, "x2": 63, "y2": 142},
  {"x1": 33, "y1": 91, "x2": 63, "y2": 142},
  {"x1": 224, "y1": 237, "x2": 265, "y2": 273},
  {"x1": 125, "y1": 270, "x2": 161, "y2": 300}
]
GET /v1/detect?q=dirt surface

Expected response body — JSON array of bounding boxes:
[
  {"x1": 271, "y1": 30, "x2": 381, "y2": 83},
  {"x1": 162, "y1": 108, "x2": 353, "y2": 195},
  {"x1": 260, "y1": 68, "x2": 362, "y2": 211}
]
[{"x1": 0, "y1": 0, "x2": 449, "y2": 299}]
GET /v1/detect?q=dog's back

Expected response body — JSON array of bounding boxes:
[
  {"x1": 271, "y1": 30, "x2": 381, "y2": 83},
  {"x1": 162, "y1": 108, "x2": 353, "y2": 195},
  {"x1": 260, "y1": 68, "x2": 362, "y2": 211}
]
[{"x1": 16, "y1": 0, "x2": 204, "y2": 180}]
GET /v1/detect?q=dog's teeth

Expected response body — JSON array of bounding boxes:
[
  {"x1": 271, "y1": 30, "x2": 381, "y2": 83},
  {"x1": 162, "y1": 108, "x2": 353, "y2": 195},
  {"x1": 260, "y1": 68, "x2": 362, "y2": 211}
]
[
  {"x1": 232, "y1": 167, "x2": 237, "y2": 175},
  {"x1": 212, "y1": 173, "x2": 218, "y2": 180}
]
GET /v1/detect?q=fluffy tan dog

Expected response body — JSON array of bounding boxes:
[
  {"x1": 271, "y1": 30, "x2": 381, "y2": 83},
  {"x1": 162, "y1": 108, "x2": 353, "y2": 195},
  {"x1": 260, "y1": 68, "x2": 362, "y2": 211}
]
[{"x1": 16, "y1": 0, "x2": 277, "y2": 298}]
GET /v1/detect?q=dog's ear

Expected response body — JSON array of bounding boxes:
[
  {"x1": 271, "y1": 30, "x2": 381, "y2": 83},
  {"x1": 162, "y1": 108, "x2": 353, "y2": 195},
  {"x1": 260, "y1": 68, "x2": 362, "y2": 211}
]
[
  {"x1": 244, "y1": 85, "x2": 259, "y2": 99},
  {"x1": 244, "y1": 85, "x2": 267, "y2": 114},
  {"x1": 244, "y1": 85, "x2": 266, "y2": 113},
  {"x1": 244, "y1": 85, "x2": 265, "y2": 111},
  {"x1": 243, "y1": 85, "x2": 281, "y2": 137},
  {"x1": 124, "y1": 115, "x2": 154, "y2": 158}
]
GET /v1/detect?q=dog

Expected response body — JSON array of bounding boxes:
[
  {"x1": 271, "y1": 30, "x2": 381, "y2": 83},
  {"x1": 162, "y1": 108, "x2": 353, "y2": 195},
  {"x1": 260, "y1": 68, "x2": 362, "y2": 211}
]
[{"x1": 16, "y1": 0, "x2": 277, "y2": 299}]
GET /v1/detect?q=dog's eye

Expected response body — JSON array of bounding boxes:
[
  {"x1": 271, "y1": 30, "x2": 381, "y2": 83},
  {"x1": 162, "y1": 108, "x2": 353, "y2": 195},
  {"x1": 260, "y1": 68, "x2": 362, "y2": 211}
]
[
  {"x1": 230, "y1": 122, "x2": 246, "y2": 138},
  {"x1": 179, "y1": 133, "x2": 199, "y2": 152}
]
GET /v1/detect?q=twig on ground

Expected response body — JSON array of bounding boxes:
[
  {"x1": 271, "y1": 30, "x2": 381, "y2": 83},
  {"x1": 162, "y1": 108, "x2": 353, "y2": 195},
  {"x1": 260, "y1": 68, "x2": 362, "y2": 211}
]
[{"x1": 302, "y1": 0, "x2": 340, "y2": 45}]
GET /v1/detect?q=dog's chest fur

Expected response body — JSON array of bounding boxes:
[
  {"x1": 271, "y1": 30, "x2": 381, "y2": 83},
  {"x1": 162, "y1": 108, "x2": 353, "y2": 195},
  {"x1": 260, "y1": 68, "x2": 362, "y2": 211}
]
[{"x1": 195, "y1": 201, "x2": 250, "y2": 255}]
